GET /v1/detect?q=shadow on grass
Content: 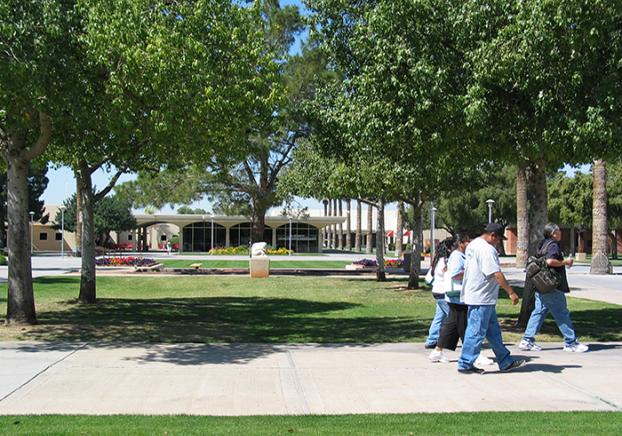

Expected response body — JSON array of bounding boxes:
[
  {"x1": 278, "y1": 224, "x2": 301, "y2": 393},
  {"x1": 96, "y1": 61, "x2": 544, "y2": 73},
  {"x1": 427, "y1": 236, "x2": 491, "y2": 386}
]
[{"x1": 18, "y1": 296, "x2": 429, "y2": 346}]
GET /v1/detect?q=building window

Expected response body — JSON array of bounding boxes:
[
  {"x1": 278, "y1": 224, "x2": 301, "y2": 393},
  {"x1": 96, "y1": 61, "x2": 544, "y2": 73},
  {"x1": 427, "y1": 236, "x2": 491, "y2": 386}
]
[
  {"x1": 160, "y1": 235, "x2": 167, "y2": 241},
  {"x1": 127, "y1": 234, "x2": 133, "y2": 241},
  {"x1": 39, "y1": 232, "x2": 48, "y2": 241},
  {"x1": 55, "y1": 233, "x2": 62, "y2": 241}
]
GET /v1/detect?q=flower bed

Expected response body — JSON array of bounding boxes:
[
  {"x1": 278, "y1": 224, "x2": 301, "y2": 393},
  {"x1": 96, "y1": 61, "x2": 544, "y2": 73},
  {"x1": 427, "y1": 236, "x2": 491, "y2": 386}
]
[
  {"x1": 351, "y1": 258, "x2": 403, "y2": 268},
  {"x1": 95, "y1": 256, "x2": 157, "y2": 267}
]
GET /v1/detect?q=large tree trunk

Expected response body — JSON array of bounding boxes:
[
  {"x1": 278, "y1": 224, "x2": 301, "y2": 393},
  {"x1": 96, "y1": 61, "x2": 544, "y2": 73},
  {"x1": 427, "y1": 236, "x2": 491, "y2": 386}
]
[
  {"x1": 591, "y1": 159, "x2": 610, "y2": 274},
  {"x1": 407, "y1": 201, "x2": 423, "y2": 290},
  {"x1": 527, "y1": 161, "x2": 548, "y2": 256},
  {"x1": 515, "y1": 163, "x2": 529, "y2": 267},
  {"x1": 395, "y1": 201, "x2": 404, "y2": 258},
  {"x1": 75, "y1": 179, "x2": 82, "y2": 256},
  {"x1": 6, "y1": 157, "x2": 36, "y2": 323},
  {"x1": 375, "y1": 199, "x2": 386, "y2": 281},
  {"x1": 366, "y1": 203, "x2": 373, "y2": 254},
  {"x1": 77, "y1": 166, "x2": 96, "y2": 304},
  {"x1": 345, "y1": 199, "x2": 351, "y2": 250},
  {"x1": 337, "y1": 199, "x2": 343, "y2": 250},
  {"x1": 252, "y1": 207, "x2": 268, "y2": 245},
  {"x1": 5, "y1": 113, "x2": 51, "y2": 324},
  {"x1": 355, "y1": 199, "x2": 362, "y2": 251}
]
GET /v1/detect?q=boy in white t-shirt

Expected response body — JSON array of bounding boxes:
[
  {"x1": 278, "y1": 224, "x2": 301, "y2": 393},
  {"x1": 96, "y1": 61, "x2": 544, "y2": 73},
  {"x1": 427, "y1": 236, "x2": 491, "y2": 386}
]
[{"x1": 457, "y1": 223, "x2": 526, "y2": 374}]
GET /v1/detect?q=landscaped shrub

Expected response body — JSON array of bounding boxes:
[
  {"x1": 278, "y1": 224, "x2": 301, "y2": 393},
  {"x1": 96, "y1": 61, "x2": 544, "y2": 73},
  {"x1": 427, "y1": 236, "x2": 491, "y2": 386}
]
[
  {"x1": 384, "y1": 258, "x2": 403, "y2": 268},
  {"x1": 208, "y1": 246, "x2": 249, "y2": 255},
  {"x1": 266, "y1": 247, "x2": 294, "y2": 255},
  {"x1": 95, "y1": 256, "x2": 157, "y2": 267},
  {"x1": 0, "y1": 254, "x2": 6, "y2": 266},
  {"x1": 208, "y1": 246, "x2": 295, "y2": 255}
]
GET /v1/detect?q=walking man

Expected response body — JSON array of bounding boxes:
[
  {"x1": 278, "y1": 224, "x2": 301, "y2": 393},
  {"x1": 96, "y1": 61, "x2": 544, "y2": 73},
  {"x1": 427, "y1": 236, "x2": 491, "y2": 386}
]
[{"x1": 458, "y1": 223, "x2": 526, "y2": 374}]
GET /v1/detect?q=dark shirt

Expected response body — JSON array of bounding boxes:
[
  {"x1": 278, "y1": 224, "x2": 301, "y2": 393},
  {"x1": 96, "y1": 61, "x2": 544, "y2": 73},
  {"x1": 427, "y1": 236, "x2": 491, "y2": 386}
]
[{"x1": 539, "y1": 238, "x2": 570, "y2": 293}]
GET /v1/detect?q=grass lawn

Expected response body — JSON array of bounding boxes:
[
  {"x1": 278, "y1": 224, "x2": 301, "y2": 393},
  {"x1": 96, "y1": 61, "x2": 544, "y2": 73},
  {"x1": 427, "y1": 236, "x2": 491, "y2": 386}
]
[
  {"x1": 1, "y1": 276, "x2": 620, "y2": 343},
  {"x1": 158, "y1": 259, "x2": 352, "y2": 269},
  {"x1": 1, "y1": 412, "x2": 620, "y2": 435},
  {"x1": 574, "y1": 255, "x2": 622, "y2": 267}
]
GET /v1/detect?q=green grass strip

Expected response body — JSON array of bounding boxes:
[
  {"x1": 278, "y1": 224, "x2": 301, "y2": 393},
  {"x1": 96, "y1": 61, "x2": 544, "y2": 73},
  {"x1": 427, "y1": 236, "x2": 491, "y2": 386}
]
[{"x1": 1, "y1": 412, "x2": 620, "y2": 435}]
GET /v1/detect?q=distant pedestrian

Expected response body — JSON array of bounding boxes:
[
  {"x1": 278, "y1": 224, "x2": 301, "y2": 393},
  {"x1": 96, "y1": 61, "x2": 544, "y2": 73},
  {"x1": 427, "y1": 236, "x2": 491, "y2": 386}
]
[
  {"x1": 457, "y1": 223, "x2": 526, "y2": 373},
  {"x1": 429, "y1": 233, "x2": 493, "y2": 366},
  {"x1": 519, "y1": 223, "x2": 588, "y2": 353},
  {"x1": 424, "y1": 238, "x2": 454, "y2": 349},
  {"x1": 166, "y1": 241, "x2": 172, "y2": 255}
]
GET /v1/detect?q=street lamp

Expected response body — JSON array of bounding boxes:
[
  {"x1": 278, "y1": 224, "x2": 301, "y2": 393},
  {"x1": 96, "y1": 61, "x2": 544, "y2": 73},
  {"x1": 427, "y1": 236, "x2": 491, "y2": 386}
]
[
  {"x1": 29, "y1": 211, "x2": 35, "y2": 254},
  {"x1": 59, "y1": 205, "x2": 66, "y2": 258},
  {"x1": 486, "y1": 199, "x2": 495, "y2": 223},
  {"x1": 430, "y1": 205, "x2": 437, "y2": 258},
  {"x1": 288, "y1": 217, "x2": 293, "y2": 255}
]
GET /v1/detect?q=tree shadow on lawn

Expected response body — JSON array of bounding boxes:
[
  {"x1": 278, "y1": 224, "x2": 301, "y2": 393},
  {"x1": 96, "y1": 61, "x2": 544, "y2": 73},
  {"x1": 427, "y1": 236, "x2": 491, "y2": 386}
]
[
  {"x1": 497, "y1": 307, "x2": 622, "y2": 342},
  {"x1": 23, "y1": 296, "x2": 429, "y2": 345}
]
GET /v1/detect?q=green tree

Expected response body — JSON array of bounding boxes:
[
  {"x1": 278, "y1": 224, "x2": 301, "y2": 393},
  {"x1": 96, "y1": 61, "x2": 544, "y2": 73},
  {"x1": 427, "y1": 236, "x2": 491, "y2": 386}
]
[
  {"x1": 461, "y1": 0, "x2": 622, "y2": 267},
  {"x1": 55, "y1": 194, "x2": 136, "y2": 247},
  {"x1": 119, "y1": 2, "x2": 333, "y2": 243},
  {"x1": 177, "y1": 206, "x2": 208, "y2": 215},
  {"x1": 50, "y1": 0, "x2": 276, "y2": 304},
  {"x1": 1, "y1": 0, "x2": 80, "y2": 323}
]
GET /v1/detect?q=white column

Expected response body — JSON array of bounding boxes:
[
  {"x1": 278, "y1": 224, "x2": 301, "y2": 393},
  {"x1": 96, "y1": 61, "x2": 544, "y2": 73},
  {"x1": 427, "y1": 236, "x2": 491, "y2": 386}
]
[
  {"x1": 225, "y1": 226, "x2": 231, "y2": 247},
  {"x1": 272, "y1": 227, "x2": 277, "y2": 247}
]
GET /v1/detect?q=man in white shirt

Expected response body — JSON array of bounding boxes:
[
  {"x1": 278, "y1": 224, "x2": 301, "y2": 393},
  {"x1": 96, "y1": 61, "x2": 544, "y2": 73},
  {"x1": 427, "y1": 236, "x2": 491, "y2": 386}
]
[{"x1": 457, "y1": 223, "x2": 526, "y2": 373}]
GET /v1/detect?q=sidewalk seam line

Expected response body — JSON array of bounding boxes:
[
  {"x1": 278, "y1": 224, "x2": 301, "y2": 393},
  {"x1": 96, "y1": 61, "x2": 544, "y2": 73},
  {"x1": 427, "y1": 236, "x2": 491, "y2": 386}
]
[
  {"x1": 543, "y1": 373, "x2": 621, "y2": 411},
  {"x1": 0, "y1": 343, "x2": 88, "y2": 404},
  {"x1": 286, "y1": 349, "x2": 311, "y2": 414}
]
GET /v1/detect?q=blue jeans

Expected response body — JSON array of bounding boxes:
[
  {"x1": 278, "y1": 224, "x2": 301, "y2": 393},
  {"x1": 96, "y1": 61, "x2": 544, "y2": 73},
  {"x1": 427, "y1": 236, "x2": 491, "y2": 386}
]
[
  {"x1": 458, "y1": 305, "x2": 514, "y2": 370},
  {"x1": 425, "y1": 298, "x2": 449, "y2": 346},
  {"x1": 523, "y1": 290, "x2": 577, "y2": 345}
]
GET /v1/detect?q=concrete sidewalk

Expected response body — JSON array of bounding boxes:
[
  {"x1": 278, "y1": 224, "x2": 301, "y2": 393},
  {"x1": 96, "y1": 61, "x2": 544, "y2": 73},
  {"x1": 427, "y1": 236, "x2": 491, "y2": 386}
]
[{"x1": 1, "y1": 342, "x2": 620, "y2": 415}]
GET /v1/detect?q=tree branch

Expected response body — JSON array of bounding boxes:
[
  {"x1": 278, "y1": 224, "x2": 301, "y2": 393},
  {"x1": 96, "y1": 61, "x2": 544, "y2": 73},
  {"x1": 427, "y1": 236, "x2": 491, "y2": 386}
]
[
  {"x1": 23, "y1": 111, "x2": 52, "y2": 161},
  {"x1": 94, "y1": 168, "x2": 127, "y2": 202}
]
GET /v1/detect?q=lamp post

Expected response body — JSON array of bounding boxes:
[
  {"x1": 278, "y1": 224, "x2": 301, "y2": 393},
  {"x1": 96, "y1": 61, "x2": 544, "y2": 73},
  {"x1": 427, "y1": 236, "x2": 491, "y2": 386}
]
[
  {"x1": 59, "y1": 205, "x2": 66, "y2": 258},
  {"x1": 486, "y1": 199, "x2": 495, "y2": 223},
  {"x1": 288, "y1": 217, "x2": 292, "y2": 254},
  {"x1": 29, "y1": 211, "x2": 35, "y2": 254},
  {"x1": 430, "y1": 205, "x2": 437, "y2": 258}
]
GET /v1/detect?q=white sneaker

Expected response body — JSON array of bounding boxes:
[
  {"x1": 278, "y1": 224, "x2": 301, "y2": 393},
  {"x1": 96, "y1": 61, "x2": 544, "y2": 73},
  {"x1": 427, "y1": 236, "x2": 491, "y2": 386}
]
[
  {"x1": 564, "y1": 342, "x2": 589, "y2": 353},
  {"x1": 475, "y1": 355, "x2": 495, "y2": 366},
  {"x1": 429, "y1": 350, "x2": 449, "y2": 363},
  {"x1": 519, "y1": 340, "x2": 542, "y2": 351}
]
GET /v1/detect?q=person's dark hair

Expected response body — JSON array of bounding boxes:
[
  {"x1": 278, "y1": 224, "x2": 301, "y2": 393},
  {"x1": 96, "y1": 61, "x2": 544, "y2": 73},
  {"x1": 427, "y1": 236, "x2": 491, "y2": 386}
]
[
  {"x1": 543, "y1": 223, "x2": 560, "y2": 239},
  {"x1": 453, "y1": 232, "x2": 470, "y2": 249},
  {"x1": 431, "y1": 237, "x2": 455, "y2": 271}
]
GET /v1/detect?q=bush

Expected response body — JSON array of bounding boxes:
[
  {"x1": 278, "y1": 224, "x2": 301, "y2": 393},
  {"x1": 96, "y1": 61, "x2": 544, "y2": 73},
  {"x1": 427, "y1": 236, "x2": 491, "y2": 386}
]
[
  {"x1": 208, "y1": 246, "x2": 249, "y2": 255},
  {"x1": 266, "y1": 247, "x2": 294, "y2": 255},
  {"x1": 0, "y1": 254, "x2": 7, "y2": 266}
]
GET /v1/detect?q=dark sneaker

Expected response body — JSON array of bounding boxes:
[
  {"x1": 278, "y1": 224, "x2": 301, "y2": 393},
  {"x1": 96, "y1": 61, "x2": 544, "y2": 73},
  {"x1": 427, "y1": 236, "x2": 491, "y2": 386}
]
[
  {"x1": 457, "y1": 366, "x2": 486, "y2": 374},
  {"x1": 424, "y1": 343, "x2": 437, "y2": 349},
  {"x1": 500, "y1": 359, "x2": 527, "y2": 373}
]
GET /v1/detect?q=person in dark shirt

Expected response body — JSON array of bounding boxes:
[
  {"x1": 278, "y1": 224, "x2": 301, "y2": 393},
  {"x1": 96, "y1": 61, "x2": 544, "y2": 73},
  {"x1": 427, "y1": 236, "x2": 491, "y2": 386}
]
[{"x1": 519, "y1": 223, "x2": 588, "y2": 353}]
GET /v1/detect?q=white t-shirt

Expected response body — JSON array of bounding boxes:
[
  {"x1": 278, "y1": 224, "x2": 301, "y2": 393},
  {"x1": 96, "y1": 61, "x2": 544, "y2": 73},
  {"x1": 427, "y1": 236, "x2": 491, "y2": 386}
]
[
  {"x1": 432, "y1": 257, "x2": 447, "y2": 295},
  {"x1": 444, "y1": 250, "x2": 465, "y2": 303},
  {"x1": 461, "y1": 237, "x2": 501, "y2": 305}
]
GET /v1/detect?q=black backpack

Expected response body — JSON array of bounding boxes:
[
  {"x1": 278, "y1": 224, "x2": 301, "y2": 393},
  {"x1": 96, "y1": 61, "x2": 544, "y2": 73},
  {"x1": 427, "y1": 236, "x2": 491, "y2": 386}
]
[{"x1": 525, "y1": 241, "x2": 561, "y2": 294}]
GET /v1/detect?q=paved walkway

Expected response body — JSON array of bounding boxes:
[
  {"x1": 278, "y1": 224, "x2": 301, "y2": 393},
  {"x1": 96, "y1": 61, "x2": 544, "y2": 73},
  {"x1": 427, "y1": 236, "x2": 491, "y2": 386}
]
[{"x1": 0, "y1": 342, "x2": 620, "y2": 415}]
